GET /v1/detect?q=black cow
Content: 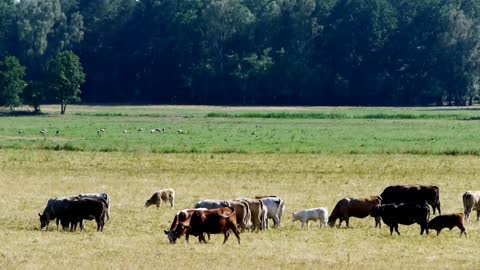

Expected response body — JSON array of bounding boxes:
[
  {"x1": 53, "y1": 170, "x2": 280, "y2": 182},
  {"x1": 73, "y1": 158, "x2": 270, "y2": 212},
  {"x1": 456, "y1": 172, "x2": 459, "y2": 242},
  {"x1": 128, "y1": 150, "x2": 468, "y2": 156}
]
[
  {"x1": 380, "y1": 185, "x2": 441, "y2": 215},
  {"x1": 38, "y1": 197, "x2": 77, "y2": 230},
  {"x1": 370, "y1": 202, "x2": 430, "y2": 235},
  {"x1": 39, "y1": 197, "x2": 107, "y2": 232}
]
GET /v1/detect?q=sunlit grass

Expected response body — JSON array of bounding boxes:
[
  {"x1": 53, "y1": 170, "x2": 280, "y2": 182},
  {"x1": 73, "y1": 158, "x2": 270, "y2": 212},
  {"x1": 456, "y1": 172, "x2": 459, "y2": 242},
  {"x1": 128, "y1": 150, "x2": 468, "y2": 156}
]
[{"x1": 1, "y1": 150, "x2": 479, "y2": 269}]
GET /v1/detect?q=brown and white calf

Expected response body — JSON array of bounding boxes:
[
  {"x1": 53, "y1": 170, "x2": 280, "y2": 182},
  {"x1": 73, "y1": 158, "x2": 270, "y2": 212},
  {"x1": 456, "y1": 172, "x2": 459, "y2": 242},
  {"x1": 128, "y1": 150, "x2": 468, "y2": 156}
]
[{"x1": 145, "y1": 189, "x2": 175, "y2": 208}]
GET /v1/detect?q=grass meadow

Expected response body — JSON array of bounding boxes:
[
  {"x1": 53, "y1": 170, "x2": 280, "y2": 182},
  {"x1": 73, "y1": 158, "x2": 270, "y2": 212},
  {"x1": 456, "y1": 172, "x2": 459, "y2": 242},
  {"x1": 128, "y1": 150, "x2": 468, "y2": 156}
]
[{"x1": 1, "y1": 105, "x2": 480, "y2": 269}]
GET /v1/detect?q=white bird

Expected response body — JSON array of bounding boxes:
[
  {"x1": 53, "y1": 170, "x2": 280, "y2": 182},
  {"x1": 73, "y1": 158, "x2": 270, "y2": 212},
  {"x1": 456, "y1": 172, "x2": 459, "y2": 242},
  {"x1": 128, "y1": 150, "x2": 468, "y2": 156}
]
[
  {"x1": 123, "y1": 130, "x2": 128, "y2": 133},
  {"x1": 18, "y1": 130, "x2": 24, "y2": 135},
  {"x1": 138, "y1": 128, "x2": 144, "y2": 132},
  {"x1": 177, "y1": 129, "x2": 184, "y2": 134},
  {"x1": 40, "y1": 130, "x2": 46, "y2": 135},
  {"x1": 100, "y1": 128, "x2": 106, "y2": 132},
  {"x1": 150, "y1": 129, "x2": 156, "y2": 133}
]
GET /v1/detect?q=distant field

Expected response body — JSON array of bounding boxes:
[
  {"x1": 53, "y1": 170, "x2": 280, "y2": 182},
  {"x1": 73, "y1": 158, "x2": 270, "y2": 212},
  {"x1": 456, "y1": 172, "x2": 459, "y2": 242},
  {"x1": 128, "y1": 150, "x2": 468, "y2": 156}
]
[
  {"x1": 1, "y1": 105, "x2": 480, "y2": 269},
  {"x1": 2, "y1": 105, "x2": 480, "y2": 155}
]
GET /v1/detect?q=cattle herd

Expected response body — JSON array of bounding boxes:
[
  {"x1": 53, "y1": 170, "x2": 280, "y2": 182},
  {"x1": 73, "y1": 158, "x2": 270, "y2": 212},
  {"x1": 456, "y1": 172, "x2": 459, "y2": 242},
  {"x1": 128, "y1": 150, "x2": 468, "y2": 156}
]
[{"x1": 38, "y1": 185, "x2": 480, "y2": 244}]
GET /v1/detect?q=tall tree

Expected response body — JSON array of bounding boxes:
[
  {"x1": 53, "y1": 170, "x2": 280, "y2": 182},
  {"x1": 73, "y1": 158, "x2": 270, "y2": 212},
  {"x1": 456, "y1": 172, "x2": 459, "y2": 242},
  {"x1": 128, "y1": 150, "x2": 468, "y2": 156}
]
[
  {"x1": 0, "y1": 56, "x2": 27, "y2": 110},
  {"x1": 48, "y1": 50, "x2": 85, "y2": 114}
]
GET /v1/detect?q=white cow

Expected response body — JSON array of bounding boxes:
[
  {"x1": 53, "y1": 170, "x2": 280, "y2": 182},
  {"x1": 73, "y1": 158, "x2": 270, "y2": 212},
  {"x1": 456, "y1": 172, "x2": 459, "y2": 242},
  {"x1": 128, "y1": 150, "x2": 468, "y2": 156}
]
[
  {"x1": 255, "y1": 196, "x2": 286, "y2": 229},
  {"x1": 79, "y1": 193, "x2": 111, "y2": 221},
  {"x1": 292, "y1": 207, "x2": 328, "y2": 229},
  {"x1": 145, "y1": 189, "x2": 175, "y2": 208},
  {"x1": 463, "y1": 191, "x2": 480, "y2": 221}
]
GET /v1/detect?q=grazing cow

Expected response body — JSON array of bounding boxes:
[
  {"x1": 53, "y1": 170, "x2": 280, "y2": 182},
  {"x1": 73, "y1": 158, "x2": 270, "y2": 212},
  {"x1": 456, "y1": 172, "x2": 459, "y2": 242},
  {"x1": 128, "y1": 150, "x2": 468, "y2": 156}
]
[
  {"x1": 292, "y1": 208, "x2": 328, "y2": 229},
  {"x1": 462, "y1": 191, "x2": 480, "y2": 221},
  {"x1": 328, "y1": 196, "x2": 382, "y2": 228},
  {"x1": 428, "y1": 213, "x2": 467, "y2": 237},
  {"x1": 166, "y1": 207, "x2": 240, "y2": 244},
  {"x1": 227, "y1": 200, "x2": 251, "y2": 231},
  {"x1": 235, "y1": 198, "x2": 264, "y2": 231},
  {"x1": 255, "y1": 196, "x2": 286, "y2": 229},
  {"x1": 164, "y1": 208, "x2": 209, "y2": 243},
  {"x1": 39, "y1": 197, "x2": 107, "y2": 232},
  {"x1": 194, "y1": 199, "x2": 230, "y2": 209},
  {"x1": 370, "y1": 202, "x2": 430, "y2": 235},
  {"x1": 145, "y1": 189, "x2": 175, "y2": 209},
  {"x1": 380, "y1": 185, "x2": 441, "y2": 215},
  {"x1": 64, "y1": 197, "x2": 108, "y2": 232},
  {"x1": 79, "y1": 193, "x2": 111, "y2": 221},
  {"x1": 38, "y1": 197, "x2": 74, "y2": 230}
]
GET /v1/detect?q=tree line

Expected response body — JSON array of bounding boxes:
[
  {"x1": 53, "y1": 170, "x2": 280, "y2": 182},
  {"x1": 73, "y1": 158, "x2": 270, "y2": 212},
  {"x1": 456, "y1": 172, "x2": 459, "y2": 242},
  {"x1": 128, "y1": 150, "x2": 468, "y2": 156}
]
[{"x1": 1, "y1": 0, "x2": 480, "y2": 112}]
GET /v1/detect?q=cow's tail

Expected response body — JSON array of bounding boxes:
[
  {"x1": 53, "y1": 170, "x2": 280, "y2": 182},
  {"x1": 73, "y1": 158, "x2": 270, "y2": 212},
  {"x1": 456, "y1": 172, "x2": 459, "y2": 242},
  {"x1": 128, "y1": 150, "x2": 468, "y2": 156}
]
[{"x1": 278, "y1": 199, "x2": 285, "y2": 226}]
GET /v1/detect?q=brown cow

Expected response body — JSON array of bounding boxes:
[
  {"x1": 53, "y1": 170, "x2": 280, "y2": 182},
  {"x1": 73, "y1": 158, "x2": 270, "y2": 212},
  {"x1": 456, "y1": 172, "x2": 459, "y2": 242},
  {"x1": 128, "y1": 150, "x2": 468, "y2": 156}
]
[
  {"x1": 164, "y1": 208, "x2": 210, "y2": 243},
  {"x1": 427, "y1": 213, "x2": 467, "y2": 237},
  {"x1": 235, "y1": 198, "x2": 264, "y2": 231},
  {"x1": 328, "y1": 196, "x2": 382, "y2": 228},
  {"x1": 166, "y1": 207, "x2": 240, "y2": 244},
  {"x1": 228, "y1": 200, "x2": 251, "y2": 231}
]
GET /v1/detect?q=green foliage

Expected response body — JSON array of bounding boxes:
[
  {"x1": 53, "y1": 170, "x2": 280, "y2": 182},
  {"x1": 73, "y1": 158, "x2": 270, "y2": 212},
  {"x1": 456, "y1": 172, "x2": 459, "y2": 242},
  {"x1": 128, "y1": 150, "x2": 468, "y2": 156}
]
[
  {"x1": 48, "y1": 50, "x2": 85, "y2": 114},
  {"x1": 2, "y1": 0, "x2": 480, "y2": 105},
  {"x1": 0, "y1": 56, "x2": 26, "y2": 110}
]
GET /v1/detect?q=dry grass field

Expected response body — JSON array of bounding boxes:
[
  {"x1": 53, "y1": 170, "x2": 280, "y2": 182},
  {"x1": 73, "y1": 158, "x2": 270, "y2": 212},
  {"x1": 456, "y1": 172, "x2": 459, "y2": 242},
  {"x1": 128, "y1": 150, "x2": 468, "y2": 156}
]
[{"x1": 1, "y1": 149, "x2": 480, "y2": 269}]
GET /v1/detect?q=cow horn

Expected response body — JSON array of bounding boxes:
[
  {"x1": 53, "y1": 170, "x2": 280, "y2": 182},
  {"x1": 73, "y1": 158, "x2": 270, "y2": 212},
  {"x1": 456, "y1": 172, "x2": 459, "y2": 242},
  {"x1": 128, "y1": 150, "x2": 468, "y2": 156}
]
[
  {"x1": 164, "y1": 230, "x2": 169, "y2": 234},
  {"x1": 38, "y1": 213, "x2": 41, "y2": 217}
]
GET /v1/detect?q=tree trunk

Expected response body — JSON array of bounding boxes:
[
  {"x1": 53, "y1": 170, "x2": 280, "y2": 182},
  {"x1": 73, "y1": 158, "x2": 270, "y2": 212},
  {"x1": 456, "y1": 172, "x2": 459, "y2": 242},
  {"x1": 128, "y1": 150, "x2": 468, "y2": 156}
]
[{"x1": 60, "y1": 103, "x2": 66, "y2": 115}]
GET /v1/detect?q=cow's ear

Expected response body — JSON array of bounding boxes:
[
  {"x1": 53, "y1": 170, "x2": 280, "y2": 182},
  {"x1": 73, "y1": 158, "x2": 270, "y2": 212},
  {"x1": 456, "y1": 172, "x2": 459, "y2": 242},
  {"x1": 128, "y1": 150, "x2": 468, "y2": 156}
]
[
  {"x1": 164, "y1": 230, "x2": 169, "y2": 235},
  {"x1": 38, "y1": 213, "x2": 41, "y2": 217}
]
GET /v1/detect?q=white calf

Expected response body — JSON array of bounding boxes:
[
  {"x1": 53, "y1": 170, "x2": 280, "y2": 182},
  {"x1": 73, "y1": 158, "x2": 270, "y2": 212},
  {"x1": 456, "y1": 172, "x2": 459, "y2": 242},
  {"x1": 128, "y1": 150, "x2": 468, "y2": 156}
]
[{"x1": 292, "y1": 207, "x2": 328, "y2": 229}]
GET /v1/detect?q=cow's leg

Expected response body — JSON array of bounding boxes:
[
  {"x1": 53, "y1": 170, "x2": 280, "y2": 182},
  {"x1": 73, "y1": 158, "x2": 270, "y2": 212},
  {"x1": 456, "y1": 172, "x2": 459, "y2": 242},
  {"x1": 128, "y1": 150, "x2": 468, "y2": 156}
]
[
  {"x1": 185, "y1": 233, "x2": 190, "y2": 243},
  {"x1": 95, "y1": 216, "x2": 101, "y2": 232},
  {"x1": 222, "y1": 230, "x2": 231, "y2": 244},
  {"x1": 301, "y1": 221, "x2": 305, "y2": 229},
  {"x1": 56, "y1": 219, "x2": 60, "y2": 231},
  {"x1": 345, "y1": 217, "x2": 350, "y2": 228},
  {"x1": 395, "y1": 225, "x2": 400, "y2": 235},
  {"x1": 273, "y1": 216, "x2": 280, "y2": 228},
  {"x1": 80, "y1": 220, "x2": 85, "y2": 232},
  {"x1": 156, "y1": 202, "x2": 160, "y2": 208},
  {"x1": 306, "y1": 220, "x2": 310, "y2": 230},
  {"x1": 375, "y1": 217, "x2": 381, "y2": 228},
  {"x1": 389, "y1": 226, "x2": 394, "y2": 235},
  {"x1": 169, "y1": 197, "x2": 174, "y2": 208},
  {"x1": 476, "y1": 210, "x2": 480, "y2": 222}
]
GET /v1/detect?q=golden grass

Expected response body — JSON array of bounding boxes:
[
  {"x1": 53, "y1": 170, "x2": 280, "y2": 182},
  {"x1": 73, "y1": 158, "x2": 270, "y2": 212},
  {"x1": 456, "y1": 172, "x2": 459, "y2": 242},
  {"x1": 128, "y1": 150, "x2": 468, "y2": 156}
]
[{"x1": 1, "y1": 149, "x2": 479, "y2": 269}]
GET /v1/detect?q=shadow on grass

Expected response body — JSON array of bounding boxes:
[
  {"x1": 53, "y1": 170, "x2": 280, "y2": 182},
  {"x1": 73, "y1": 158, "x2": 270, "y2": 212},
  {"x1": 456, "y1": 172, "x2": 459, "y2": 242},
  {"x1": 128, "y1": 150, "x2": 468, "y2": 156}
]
[{"x1": 0, "y1": 110, "x2": 46, "y2": 117}]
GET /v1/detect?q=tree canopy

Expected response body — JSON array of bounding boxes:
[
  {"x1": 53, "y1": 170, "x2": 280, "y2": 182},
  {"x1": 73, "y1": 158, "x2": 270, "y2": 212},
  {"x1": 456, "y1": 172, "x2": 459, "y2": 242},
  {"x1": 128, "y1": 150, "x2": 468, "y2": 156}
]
[{"x1": 1, "y1": 0, "x2": 480, "y2": 108}]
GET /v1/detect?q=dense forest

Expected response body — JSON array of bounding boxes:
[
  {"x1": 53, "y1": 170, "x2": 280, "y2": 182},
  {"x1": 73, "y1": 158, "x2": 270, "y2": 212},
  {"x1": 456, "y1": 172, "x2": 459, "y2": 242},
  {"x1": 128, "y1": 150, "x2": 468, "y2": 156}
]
[{"x1": 1, "y1": 0, "x2": 480, "y2": 109}]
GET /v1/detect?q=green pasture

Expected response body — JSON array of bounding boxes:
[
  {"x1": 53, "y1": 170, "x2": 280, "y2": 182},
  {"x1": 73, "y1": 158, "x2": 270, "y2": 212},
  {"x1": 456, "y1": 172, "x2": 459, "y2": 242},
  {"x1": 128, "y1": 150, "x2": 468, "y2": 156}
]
[{"x1": 1, "y1": 105, "x2": 480, "y2": 154}]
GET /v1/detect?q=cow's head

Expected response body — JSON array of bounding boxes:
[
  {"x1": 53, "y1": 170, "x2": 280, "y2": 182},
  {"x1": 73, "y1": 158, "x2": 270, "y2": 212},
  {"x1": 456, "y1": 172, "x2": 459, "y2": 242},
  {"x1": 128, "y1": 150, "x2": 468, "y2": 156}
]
[
  {"x1": 38, "y1": 212, "x2": 49, "y2": 230},
  {"x1": 164, "y1": 223, "x2": 189, "y2": 244},
  {"x1": 145, "y1": 200, "x2": 152, "y2": 208}
]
